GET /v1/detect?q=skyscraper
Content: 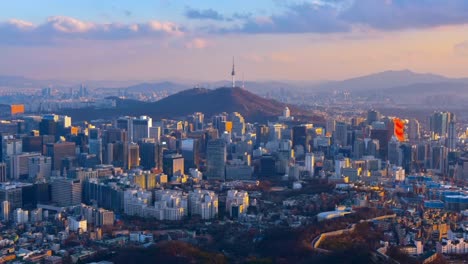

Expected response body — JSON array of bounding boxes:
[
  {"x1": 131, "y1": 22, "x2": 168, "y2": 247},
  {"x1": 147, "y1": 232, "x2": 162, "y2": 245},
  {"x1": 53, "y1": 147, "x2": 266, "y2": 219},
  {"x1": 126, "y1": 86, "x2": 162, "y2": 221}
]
[
  {"x1": 206, "y1": 139, "x2": 226, "y2": 180},
  {"x1": 132, "y1": 116, "x2": 152, "y2": 142},
  {"x1": 230, "y1": 112, "x2": 245, "y2": 138},
  {"x1": 163, "y1": 154, "x2": 184, "y2": 177},
  {"x1": 45, "y1": 142, "x2": 76, "y2": 172},
  {"x1": 127, "y1": 143, "x2": 140, "y2": 170},
  {"x1": 51, "y1": 178, "x2": 82, "y2": 207}
]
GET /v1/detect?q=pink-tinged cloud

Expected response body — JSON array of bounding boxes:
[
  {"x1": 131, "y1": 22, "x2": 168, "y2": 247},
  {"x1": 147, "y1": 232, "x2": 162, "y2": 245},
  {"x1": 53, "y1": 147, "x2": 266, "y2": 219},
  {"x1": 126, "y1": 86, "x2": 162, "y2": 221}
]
[
  {"x1": 0, "y1": 16, "x2": 184, "y2": 45},
  {"x1": 185, "y1": 38, "x2": 210, "y2": 49}
]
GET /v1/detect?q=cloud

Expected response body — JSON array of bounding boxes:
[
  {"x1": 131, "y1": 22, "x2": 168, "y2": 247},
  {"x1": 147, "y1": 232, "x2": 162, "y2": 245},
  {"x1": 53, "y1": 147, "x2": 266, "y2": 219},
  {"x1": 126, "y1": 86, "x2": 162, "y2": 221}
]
[
  {"x1": 224, "y1": 0, "x2": 468, "y2": 34},
  {"x1": 454, "y1": 41, "x2": 468, "y2": 56},
  {"x1": 340, "y1": 0, "x2": 468, "y2": 30},
  {"x1": 228, "y1": 2, "x2": 350, "y2": 34},
  {"x1": 185, "y1": 38, "x2": 210, "y2": 49},
  {"x1": 185, "y1": 8, "x2": 225, "y2": 21},
  {"x1": 0, "y1": 16, "x2": 184, "y2": 45}
]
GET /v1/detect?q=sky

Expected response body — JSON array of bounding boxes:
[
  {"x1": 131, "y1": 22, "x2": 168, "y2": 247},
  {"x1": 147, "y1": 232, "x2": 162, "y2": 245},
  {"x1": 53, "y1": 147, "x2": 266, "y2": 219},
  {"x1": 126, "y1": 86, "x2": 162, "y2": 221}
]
[{"x1": 2, "y1": 0, "x2": 468, "y2": 82}]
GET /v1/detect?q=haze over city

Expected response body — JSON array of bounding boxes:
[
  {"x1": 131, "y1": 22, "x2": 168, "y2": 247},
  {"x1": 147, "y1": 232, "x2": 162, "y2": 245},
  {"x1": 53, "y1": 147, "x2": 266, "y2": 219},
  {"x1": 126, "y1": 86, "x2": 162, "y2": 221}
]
[{"x1": 3, "y1": 0, "x2": 468, "y2": 81}]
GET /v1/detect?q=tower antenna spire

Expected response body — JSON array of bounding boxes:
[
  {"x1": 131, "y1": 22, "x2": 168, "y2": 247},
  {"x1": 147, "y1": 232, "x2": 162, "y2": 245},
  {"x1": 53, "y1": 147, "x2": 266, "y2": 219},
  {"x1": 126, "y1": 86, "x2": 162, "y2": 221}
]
[{"x1": 231, "y1": 57, "x2": 236, "y2": 88}]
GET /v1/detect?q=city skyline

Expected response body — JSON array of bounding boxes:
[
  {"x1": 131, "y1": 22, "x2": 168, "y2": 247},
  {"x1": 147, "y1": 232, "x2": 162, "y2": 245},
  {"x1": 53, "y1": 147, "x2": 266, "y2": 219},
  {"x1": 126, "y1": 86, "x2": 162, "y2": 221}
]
[{"x1": 3, "y1": 1, "x2": 468, "y2": 81}]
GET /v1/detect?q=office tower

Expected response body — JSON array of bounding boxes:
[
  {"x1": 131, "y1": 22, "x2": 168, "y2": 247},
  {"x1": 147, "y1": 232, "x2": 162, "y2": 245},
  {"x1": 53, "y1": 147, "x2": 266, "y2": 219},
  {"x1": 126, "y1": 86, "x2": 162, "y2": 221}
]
[
  {"x1": 106, "y1": 141, "x2": 127, "y2": 168},
  {"x1": 326, "y1": 119, "x2": 336, "y2": 135},
  {"x1": 370, "y1": 128, "x2": 390, "y2": 159},
  {"x1": 149, "y1": 126, "x2": 161, "y2": 142},
  {"x1": 205, "y1": 139, "x2": 226, "y2": 180},
  {"x1": 2, "y1": 201, "x2": 9, "y2": 221},
  {"x1": 430, "y1": 145, "x2": 448, "y2": 174},
  {"x1": 367, "y1": 109, "x2": 381, "y2": 125},
  {"x1": 116, "y1": 116, "x2": 133, "y2": 140},
  {"x1": 292, "y1": 125, "x2": 312, "y2": 153},
  {"x1": 0, "y1": 163, "x2": 6, "y2": 182},
  {"x1": 7, "y1": 152, "x2": 41, "y2": 180},
  {"x1": 269, "y1": 123, "x2": 283, "y2": 141},
  {"x1": 399, "y1": 144, "x2": 412, "y2": 173},
  {"x1": 132, "y1": 116, "x2": 152, "y2": 142},
  {"x1": 259, "y1": 155, "x2": 276, "y2": 177},
  {"x1": 39, "y1": 116, "x2": 58, "y2": 137},
  {"x1": 139, "y1": 139, "x2": 162, "y2": 170},
  {"x1": 364, "y1": 138, "x2": 379, "y2": 157},
  {"x1": 181, "y1": 138, "x2": 199, "y2": 170},
  {"x1": 230, "y1": 112, "x2": 245, "y2": 138},
  {"x1": 191, "y1": 112, "x2": 204, "y2": 131},
  {"x1": 430, "y1": 111, "x2": 455, "y2": 138},
  {"x1": 127, "y1": 143, "x2": 140, "y2": 169},
  {"x1": 51, "y1": 178, "x2": 82, "y2": 207},
  {"x1": 407, "y1": 119, "x2": 421, "y2": 142},
  {"x1": 163, "y1": 154, "x2": 184, "y2": 177},
  {"x1": 212, "y1": 114, "x2": 228, "y2": 135},
  {"x1": 2, "y1": 137, "x2": 22, "y2": 162},
  {"x1": 22, "y1": 136, "x2": 43, "y2": 153},
  {"x1": 334, "y1": 122, "x2": 348, "y2": 146},
  {"x1": 255, "y1": 125, "x2": 269, "y2": 147},
  {"x1": 103, "y1": 128, "x2": 127, "y2": 144},
  {"x1": 89, "y1": 139, "x2": 102, "y2": 164},
  {"x1": 447, "y1": 121, "x2": 457, "y2": 150},
  {"x1": 0, "y1": 184, "x2": 22, "y2": 209},
  {"x1": 388, "y1": 139, "x2": 400, "y2": 165},
  {"x1": 28, "y1": 156, "x2": 52, "y2": 180},
  {"x1": 353, "y1": 138, "x2": 365, "y2": 159},
  {"x1": 45, "y1": 142, "x2": 76, "y2": 172},
  {"x1": 305, "y1": 153, "x2": 315, "y2": 176},
  {"x1": 33, "y1": 182, "x2": 51, "y2": 205},
  {"x1": 88, "y1": 128, "x2": 100, "y2": 140}
]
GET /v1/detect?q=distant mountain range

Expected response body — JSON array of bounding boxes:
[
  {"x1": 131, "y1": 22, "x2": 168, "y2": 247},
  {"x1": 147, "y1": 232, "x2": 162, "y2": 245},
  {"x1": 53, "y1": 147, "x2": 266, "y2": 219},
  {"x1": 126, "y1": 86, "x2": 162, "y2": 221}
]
[
  {"x1": 60, "y1": 87, "x2": 325, "y2": 123},
  {"x1": 3, "y1": 69, "x2": 468, "y2": 107}
]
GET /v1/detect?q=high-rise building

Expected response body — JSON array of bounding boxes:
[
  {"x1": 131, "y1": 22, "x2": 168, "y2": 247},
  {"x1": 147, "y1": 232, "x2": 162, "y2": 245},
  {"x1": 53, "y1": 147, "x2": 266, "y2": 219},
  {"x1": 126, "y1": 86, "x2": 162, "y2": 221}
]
[
  {"x1": 292, "y1": 124, "x2": 313, "y2": 153},
  {"x1": 45, "y1": 142, "x2": 76, "y2": 172},
  {"x1": 0, "y1": 163, "x2": 6, "y2": 182},
  {"x1": 230, "y1": 112, "x2": 245, "y2": 138},
  {"x1": 132, "y1": 116, "x2": 152, "y2": 142},
  {"x1": 430, "y1": 111, "x2": 455, "y2": 138},
  {"x1": 205, "y1": 139, "x2": 226, "y2": 180},
  {"x1": 407, "y1": 119, "x2": 421, "y2": 142},
  {"x1": 163, "y1": 154, "x2": 184, "y2": 177},
  {"x1": 367, "y1": 109, "x2": 381, "y2": 125},
  {"x1": 149, "y1": 126, "x2": 161, "y2": 142},
  {"x1": 305, "y1": 153, "x2": 315, "y2": 176},
  {"x1": 51, "y1": 178, "x2": 82, "y2": 207},
  {"x1": 334, "y1": 122, "x2": 348, "y2": 146},
  {"x1": 2, "y1": 137, "x2": 22, "y2": 162},
  {"x1": 22, "y1": 136, "x2": 43, "y2": 153},
  {"x1": 127, "y1": 143, "x2": 140, "y2": 169},
  {"x1": 0, "y1": 184, "x2": 23, "y2": 209},
  {"x1": 447, "y1": 121, "x2": 457, "y2": 150},
  {"x1": 28, "y1": 156, "x2": 52, "y2": 180},
  {"x1": 255, "y1": 125, "x2": 269, "y2": 147},
  {"x1": 2, "y1": 201, "x2": 9, "y2": 222},
  {"x1": 139, "y1": 139, "x2": 163, "y2": 170},
  {"x1": 89, "y1": 139, "x2": 103, "y2": 164},
  {"x1": 7, "y1": 152, "x2": 42, "y2": 180},
  {"x1": 181, "y1": 138, "x2": 199, "y2": 170}
]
